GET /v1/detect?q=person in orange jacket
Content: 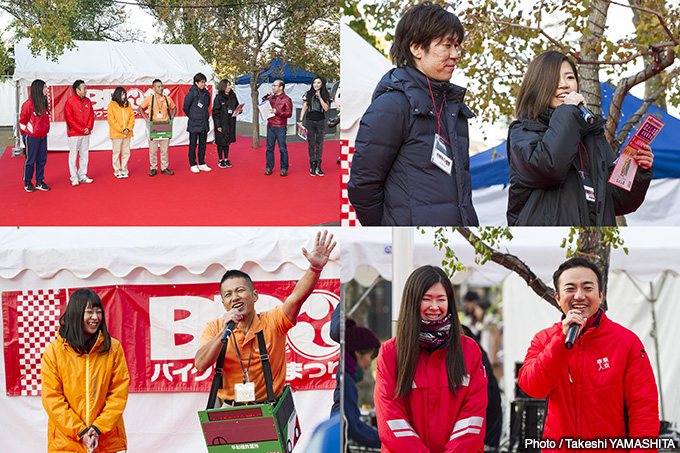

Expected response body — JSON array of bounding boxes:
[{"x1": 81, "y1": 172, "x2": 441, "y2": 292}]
[
  {"x1": 41, "y1": 289, "x2": 130, "y2": 452},
  {"x1": 107, "y1": 87, "x2": 135, "y2": 178}
]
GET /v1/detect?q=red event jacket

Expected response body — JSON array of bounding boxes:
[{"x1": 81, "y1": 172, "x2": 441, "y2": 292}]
[
  {"x1": 518, "y1": 310, "x2": 659, "y2": 452},
  {"x1": 19, "y1": 98, "x2": 50, "y2": 138},
  {"x1": 65, "y1": 93, "x2": 94, "y2": 137},
  {"x1": 374, "y1": 335, "x2": 487, "y2": 453},
  {"x1": 267, "y1": 92, "x2": 292, "y2": 128}
]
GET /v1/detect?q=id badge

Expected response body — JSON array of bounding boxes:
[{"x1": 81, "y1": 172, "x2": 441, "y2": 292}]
[
  {"x1": 430, "y1": 134, "x2": 453, "y2": 175},
  {"x1": 580, "y1": 171, "x2": 596, "y2": 203},
  {"x1": 156, "y1": 112, "x2": 163, "y2": 118},
  {"x1": 228, "y1": 109, "x2": 233, "y2": 114},
  {"x1": 197, "y1": 102, "x2": 204, "y2": 108},
  {"x1": 234, "y1": 382, "x2": 256, "y2": 403}
]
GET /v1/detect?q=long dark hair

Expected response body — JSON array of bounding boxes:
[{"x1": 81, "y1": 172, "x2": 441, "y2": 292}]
[
  {"x1": 112, "y1": 87, "x2": 129, "y2": 108},
  {"x1": 58, "y1": 289, "x2": 111, "y2": 355},
  {"x1": 395, "y1": 265, "x2": 466, "y2": 397},
  {"x1": 515, "y1": 50, "x2": 579, "y2": 121},
  {"x1": 217, "y1": 78, "x2": 233, "y2": 96},
  {"x1": 390, "y1": 2, "x2": 465, "y2": 69},
  {"x1": 30, "y1": 79, "x2": 49, "y2": 116},
  {"x1": 304, "y1": 76, "x2": 330, "y2": 104}
]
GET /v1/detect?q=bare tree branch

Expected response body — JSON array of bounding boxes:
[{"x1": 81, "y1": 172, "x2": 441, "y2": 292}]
[
  {"x1": 457, "y1": 227, "x2": 559, "y2": 310},
  {"x1": 604, "y1": 0, "x2": 679, "y2": 45}
]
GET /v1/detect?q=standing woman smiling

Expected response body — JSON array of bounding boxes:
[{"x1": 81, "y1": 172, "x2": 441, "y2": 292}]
[
  {"x1": 374, "y1": 266, "x2": 487, "y2": 452},
  {"x1": 507, "y1": 50, "x2": 654, "y2": 226},
  {"x1": 347, "y1": 1, "x2": 478, "y2": 226},
  {"x1": 298, "y1": 76, "x2": 331, "y2": 176},
  {"x1": 41, "y1": 289, "x2": 130, "y2": 452}
]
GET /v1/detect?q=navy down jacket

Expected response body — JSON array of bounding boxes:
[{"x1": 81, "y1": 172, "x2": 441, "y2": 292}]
[
  {"x1": 183, "y1": 84, "x2": 211, "y2": 133},
  {"x1": 347, "y1": 65, "x2": 479, "y2": 226}
]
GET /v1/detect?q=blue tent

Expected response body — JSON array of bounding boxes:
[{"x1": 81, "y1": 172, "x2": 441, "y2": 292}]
[
  {"x1": 234, "y1": 59, "x2": 316, "y2": 85},
  {"x1": 470, "y1": 83, "x2": 680, "y2": 189}
]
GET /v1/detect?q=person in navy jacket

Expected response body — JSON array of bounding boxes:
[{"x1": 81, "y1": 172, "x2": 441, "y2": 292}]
[{"x1": 183, "y1": 72, "x2": 212, "y2": 173}]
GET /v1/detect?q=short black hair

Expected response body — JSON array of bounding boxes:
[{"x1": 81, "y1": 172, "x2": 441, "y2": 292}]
[
  {"x1": 390, "y1": 1, "x2": 465, "y2": 69},
  {"x1": 59, "y1": 288, "x2": 111, "y2": 355},
  {"x1": 152, "y1": 79, "x2": 163, "y2": 86},
  {"x1": 219, "y1": 269, "x2": 255, "y2": 293},
  {"x1": 464, "y1": 291, "x2": 479, "y2": 302},
  {"x1": 194, "y1": 73, "x2": 207, "y2": 84},
  {"x1": 72, "y1": 80, "x2": 85, "y2": 94},
  {"x1": 552, "y1": 257, "x2": 603, "y2": 293}
]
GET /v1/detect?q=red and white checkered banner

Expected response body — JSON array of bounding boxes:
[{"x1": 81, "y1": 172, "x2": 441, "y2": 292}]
[
  {"x1": 340, "y1": 139, "x2": 358, "y2": 227},
  {"x1": 44, "y1": 84, "x2": 213, "y2": 123},
  {"x1": 3, "y1": 280, "x2": 339, "y2": 396}
]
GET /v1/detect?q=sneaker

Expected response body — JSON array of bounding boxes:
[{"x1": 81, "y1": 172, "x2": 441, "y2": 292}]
[
  {"x1": 115, "y1": 173, "x2": 124, "y2": 179},
  {"x1": 280, "y1": 169, "x2": 288, "y2": 177},
  {"x1": 224, "y1": 160, "x2": 232, "y2": 168},
  {"x1": 310, "y1": 163, "x2": 316, "y2": 177},
  {"x1": 149, "y1": 169, "x2": 158, "y2": 177},
  {"x1": 265, "y1": 168, "x2": 273, "y2": 175},
  {"x1": 79, "y1": 176, "x2": 94, "y2": 184},
  {"x1": 190, "y1": 165, "x2": 200, "y2": 173},
  {"x1": 71, "y1": 180, "x2": 80, "y2": 186},
  {"x1": 35, "y1": 181, "x2": 51, "y2": 191},
  {"x1": 316, "y1": 164, "x2": 325, "y2": 177},
  {"x1": 198, "y1": 164, "x2": 212, "y2": 172},
  {"x1": 24, "y1": 182, "x2": 35, "y2": 192},
  {"x1": 120, "y1": 173, "x2": 129, "y2": 178},
  {"x1": 218, "y1": 160, "x2": 226, "y2": 168},
  {"x1": 161, "y1": 168, "x2": 174, "y2": 175}
]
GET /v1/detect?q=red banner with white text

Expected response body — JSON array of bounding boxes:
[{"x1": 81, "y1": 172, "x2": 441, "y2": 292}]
[
  {"x1": 2, "y1": 280, "x2": 339, "y2": 396},
  {"x1": 45, "y1": 84, "x2": 212, "y2": 123}
]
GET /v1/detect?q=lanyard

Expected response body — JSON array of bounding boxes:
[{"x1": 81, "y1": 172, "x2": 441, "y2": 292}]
[
  {"x1": 233, "y1": 337, "x2": 254, "y2": 384},
  {"x1": 578, "y1": 140, "x2": 590, "y2": 173},
  {"x1": 426, "y1": 77, "x2": 451, "y2": 147}
]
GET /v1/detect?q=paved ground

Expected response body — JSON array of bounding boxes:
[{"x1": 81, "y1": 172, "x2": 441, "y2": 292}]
[{"x1": 0, "y1": 126, "x2": 15, "y2": 159}]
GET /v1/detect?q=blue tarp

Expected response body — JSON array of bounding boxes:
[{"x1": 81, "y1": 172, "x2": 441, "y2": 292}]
[
  {"x1": 234, "y1": 59, "x2": 315, "y2": 85},
  {"x1": 470, "y1": 82, "x2": 680, "y2": 189}
]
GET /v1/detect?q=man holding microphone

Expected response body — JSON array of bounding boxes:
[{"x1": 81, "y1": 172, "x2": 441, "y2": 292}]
[
  {"x1": 194, "y1": 231, "x2": 335, "y2": 405},
  {"x1": 519, "y1": 257, "x2": 659, "y2": 451}
]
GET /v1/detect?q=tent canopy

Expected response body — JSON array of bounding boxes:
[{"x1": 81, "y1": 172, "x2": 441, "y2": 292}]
[
  {"x1": 234, "y1": 59, "x2": 316, "y2": 85},
  {"x1": 470, "y1": 83, "x2": 680, "y2": 189},
  {"x1": 13, "y1": 39, "x2": 214, "y2": 86}
]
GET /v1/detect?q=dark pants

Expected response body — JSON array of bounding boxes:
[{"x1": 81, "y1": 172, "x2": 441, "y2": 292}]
[
  {"x1": 188, "y1": 132, "x2": 207, "y2": 166},
  {"x1": 266, "y1": 126, "x2": 288, "y2": 170},
  {"x1": 217, "y1": 144, "x2": 230, "y2": 160},
  {"x1": 306, "y1": 119, "x2": 325, "y2": 163},
  {"x1": 24, "y1": 134, "x2": 48, "y2": 184}
]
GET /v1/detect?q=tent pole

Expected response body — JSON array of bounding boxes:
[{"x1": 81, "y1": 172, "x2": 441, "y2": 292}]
[
  {"x1": 623, "y1": 270, "x2": 667, "y2": 420},
  {"x1": 346, "y1": 275, "x2": 382, "y2": 318},
  {"x1": 12, "y1": 79, "x2": 24, "y2": 156}
]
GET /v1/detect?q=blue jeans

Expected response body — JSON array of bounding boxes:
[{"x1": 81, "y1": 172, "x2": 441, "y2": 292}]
[
  {"x1": 24, "y1": 134, "x2": 48, "y2": 184},
  {"x1": 266, "y1": 126, "x2": 288, "y2": 170}
]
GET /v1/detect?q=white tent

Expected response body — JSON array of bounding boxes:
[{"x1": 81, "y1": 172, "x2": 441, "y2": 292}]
[
  {"x1": 12, "y1": 40, "x2": 217, "y2": 151},
  {"x1": 339, "y1": 227, "x2": 680, "y2": 429},
  {"x1": 0, "y1": 227, "x2": 341, "y2": 453}
]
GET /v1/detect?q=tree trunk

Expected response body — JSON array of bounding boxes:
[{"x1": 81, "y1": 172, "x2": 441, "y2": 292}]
[
  {"x1": 250, "y1": 70, "x2": 261, "y2": 149},
  {"x1": 574, "y1": 228, "x2": 610, "y2": 311},
  {"x1": 578, "y1": 0, "x2": 611, "y2": 115}
]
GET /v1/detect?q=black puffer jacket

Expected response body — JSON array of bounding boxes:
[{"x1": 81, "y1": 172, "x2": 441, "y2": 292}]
[
  {"x1": 183, "y1": 84, "x2": 211, "y2": 133},
  {"x1": 213, "y1": 91, "x2": 239, "y2": 145},
  {"x1": 347, "y1": 65, "x2": 479, "y2": 226},
  {"x1": 507, "y1": 105, "x2": 653, "y2": 225}
]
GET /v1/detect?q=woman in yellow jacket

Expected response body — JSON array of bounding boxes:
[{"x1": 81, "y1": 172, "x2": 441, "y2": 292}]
[
  {"x1": 107, "y1": 87, "x2": 135, "y2": 178},
  {"x1": 41, "y1": 289, "x2": 129, "y2": 452}
]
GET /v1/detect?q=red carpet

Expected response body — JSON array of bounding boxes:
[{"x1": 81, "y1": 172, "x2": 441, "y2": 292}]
[{"x1": 0, "y1": 136, "x2": 340, "y2": 226}]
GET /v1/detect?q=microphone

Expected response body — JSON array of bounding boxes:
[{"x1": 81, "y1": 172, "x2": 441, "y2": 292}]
[
  {"x1": 578, "y1": 104, "x2": 595, "y2": 125},
  {"x1": 221, "y1": 320, "x2": 235, "y2": 343},
  {"x1": 565, "y1": 323, "x2": 579, "y2": 349}
]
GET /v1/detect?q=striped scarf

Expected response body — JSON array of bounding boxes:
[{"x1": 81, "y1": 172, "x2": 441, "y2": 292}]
[{"x1": 419, "y1": 314, "x2": 451, "y2": 351}]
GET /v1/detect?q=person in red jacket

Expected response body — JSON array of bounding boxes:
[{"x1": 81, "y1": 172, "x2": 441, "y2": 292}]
[
  {"x1": 519, "y1": 257, "x2": 659, "y2": 452},
  {"x1": 19, "y1": 79, "x2": 51, "y2": 192},
  {"x1": 64, "y1": 79, "x2": 95, "y2": 186},
  {"x1": 264, "y1": 79, "x2": 292, "y2": 176},
  {"x1": 374, "y1": 265, "x2": 487, "y2": 453}
]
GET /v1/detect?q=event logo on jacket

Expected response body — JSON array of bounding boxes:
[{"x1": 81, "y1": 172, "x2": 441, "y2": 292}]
[
  {"x1": 3, "y1": 283, "x2": 339, "y2": 396},
  {"x1": 596, "y1": 357, "x2": 610, "y2": 371}
]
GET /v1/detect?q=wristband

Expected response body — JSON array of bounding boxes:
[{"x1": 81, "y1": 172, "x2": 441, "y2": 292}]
[{"x1": 309, "y1": 265, "x2": 323, "y2": 273}]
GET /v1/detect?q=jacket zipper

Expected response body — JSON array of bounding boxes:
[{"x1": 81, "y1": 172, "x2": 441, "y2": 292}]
[{"x1": 86, "y1": 351, "x2": 91, "y2": 427}]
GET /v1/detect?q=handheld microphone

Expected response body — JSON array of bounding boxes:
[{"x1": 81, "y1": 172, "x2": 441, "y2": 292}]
[
  {"x1": 221, "y1": 320, "x2": 235, "y2": 343},
  {"x1": 579, "y1": 104, "x2": 595, "y2": 125},
  {"x1": 565, "y1": 323, "x2": 579, "y2": 349}
]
